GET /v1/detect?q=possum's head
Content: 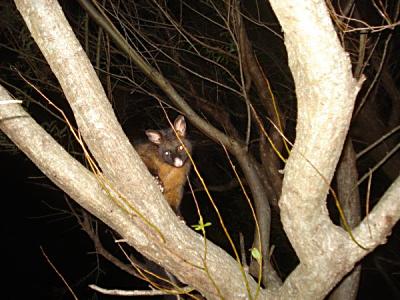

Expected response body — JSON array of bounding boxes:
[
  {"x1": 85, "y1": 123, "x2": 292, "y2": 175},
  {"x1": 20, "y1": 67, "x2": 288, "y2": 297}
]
[{"x1": 145, "y1": 115, "x2": 192, "y2": 168}]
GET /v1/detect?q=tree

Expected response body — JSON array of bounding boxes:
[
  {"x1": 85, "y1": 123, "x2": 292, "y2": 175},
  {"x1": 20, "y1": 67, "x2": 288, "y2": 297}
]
[{"x1": 1, "y1": 0, "x2": 399, "y2": 299}]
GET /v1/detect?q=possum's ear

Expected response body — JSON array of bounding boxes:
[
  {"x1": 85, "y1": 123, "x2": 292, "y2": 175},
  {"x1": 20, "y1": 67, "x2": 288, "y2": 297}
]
[
  {"x1": 174, "y1": 115, "x2": 186, "y2": 137},
  {"x1": 145, "y1": 130, "x2": 162, "y2": 144}
]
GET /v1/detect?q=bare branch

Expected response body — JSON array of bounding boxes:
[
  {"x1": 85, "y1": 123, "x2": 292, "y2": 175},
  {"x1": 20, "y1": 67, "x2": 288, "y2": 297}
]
[
  {"x1": 330, "y1": 139, "x2": 361, "y2": 300},
  {"x1": 270, "y1": 0, "x2": 362, "y2": 262},
  {"x1": 77, "y1": 0, "x2": 281, "y2": 289},
  {"x1": 9, "y1": 1, "x2": 266, "y2": 299},
  {"x1": 89, "y1": 284, "x2": 192, "y2": 297},
  {"x1": 354, "y1": 175, "x2": 400, "y2": 250}
]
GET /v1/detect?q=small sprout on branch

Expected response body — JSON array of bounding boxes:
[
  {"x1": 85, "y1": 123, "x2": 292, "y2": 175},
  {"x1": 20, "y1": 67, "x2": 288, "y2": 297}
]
[
  {"x1": 191, "y1": 217, "x2": 212, "y2": 233},
  {"x1": 250, "y1": 247, "x2": 262, "y2": 265}
]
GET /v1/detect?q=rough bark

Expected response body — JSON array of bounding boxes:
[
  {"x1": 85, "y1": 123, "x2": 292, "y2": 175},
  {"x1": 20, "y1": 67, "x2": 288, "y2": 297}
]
[
  {"x1": 9, "y1": 1, "x2": 264, "y2": 299},
  {"x1": 329, "y1": 139, "x2": 361, "y2": 300},
  {"x1": 77, "y1": 0, "x2": 279, "y2": 287},
  {"x1": 0, "y1": 0, "x2": 399, "y2": 299},
  {"x1": 268, "y1": 1, "x2": 400, "y2": 299}
]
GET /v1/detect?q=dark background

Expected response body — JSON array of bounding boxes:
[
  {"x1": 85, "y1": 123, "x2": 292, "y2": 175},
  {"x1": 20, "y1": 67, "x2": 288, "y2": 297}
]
[{"x1": 1, "y1": 0, "x2": 400, "y2": 299}]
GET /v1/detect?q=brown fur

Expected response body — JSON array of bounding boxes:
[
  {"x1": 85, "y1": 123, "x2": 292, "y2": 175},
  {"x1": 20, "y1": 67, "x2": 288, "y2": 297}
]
[{"x1": 135, "y1": 116, "x2": 192, "y2": 213}]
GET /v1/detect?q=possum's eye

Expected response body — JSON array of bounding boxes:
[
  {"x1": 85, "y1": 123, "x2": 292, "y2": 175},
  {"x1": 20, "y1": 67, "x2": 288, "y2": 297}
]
[
  {"x1": 178, "y1": 145, "x2": 184, "y2": 151},
  {"x1": 164, "y1": 151, "x2": 171, "y2": 156}
]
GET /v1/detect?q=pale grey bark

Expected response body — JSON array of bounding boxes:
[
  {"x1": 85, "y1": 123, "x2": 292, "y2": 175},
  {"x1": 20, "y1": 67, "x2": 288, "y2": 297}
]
[
  {"x1": 0, "y1": 0, "x2": 399, "y2": 299},
  {"x1": 77, "y1": 0, "x2": 279, "y2": 287},
  {"x1": 330, "y1": 139, "x2": 361, "y2": 300},
  {"x1": 7, "y1": 1, "x2": 264, "y2": 299},
  {"x1": 268, "y1": 1, "x2": 400, "y2": 299}
]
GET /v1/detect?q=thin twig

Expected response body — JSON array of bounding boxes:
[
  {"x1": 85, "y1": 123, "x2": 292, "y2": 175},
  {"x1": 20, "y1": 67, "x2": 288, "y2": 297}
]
[
  {"x1": 357, "y1": 142, "x2": 400, "y2": 188},
  {"x1": 40, "y1": 247, "x2": 79, "y2": 300},
  {"x1": 356, "y1": 124, "x2": 400, "y2": 159},
  {"x1": 89, "y1": 284, "x2": 192, "y2": 296}
]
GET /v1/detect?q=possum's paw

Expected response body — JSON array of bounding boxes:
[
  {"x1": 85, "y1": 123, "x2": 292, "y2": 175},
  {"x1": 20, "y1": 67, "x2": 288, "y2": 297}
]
[
  {"x1": 154, "y1": 176, "x2": 164, "y2": 192},
  {"x1": 177, "y1": 215, "x2": 186, "y2": 224}
]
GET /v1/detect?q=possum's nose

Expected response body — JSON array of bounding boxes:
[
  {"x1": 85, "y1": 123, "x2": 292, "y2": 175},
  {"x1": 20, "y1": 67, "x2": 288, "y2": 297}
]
[{"x1": 174, "y1": 157, "x2": 184, "y2": 167}]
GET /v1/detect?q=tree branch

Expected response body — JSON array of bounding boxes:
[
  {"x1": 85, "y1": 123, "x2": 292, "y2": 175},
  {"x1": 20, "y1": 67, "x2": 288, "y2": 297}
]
[
  {"x1": 269, "y1": 0, "x2": 362, "y2": 263},
  {"x1": 354, "y1": 175, "x2": 400, "y2": 250},
  {"x1": 266, "y1": 1, "x2": 399, "y2": 298},
  {"x1": 77, "y1": 0, "x2": 280, "y2": 287},
  {"x1": 9, "y1": 1, "x2": 267, "y2": 299},
  {"x1": 329, "y1": 139, "x2": 361, "y2": 300}
]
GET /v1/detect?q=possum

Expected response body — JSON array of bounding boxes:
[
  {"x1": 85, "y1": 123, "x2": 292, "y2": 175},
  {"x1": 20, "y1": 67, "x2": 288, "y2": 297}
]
[{"x1": 135, "y1": 115, "x2": 192, "y2": 213}]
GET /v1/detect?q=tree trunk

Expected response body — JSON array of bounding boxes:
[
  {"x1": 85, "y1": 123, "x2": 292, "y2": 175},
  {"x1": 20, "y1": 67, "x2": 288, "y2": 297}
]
[{"x1": 0, "y1": 0, "x2": 399, "y2": 299}]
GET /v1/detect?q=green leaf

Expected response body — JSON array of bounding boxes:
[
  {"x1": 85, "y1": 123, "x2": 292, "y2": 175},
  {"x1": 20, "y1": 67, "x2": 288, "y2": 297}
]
[
  {"x1": 191, "y1": 219, "x2": 212, "y2": 232},
  {"x1": 250, "y1": 247, "x2": 262, "y2": 263}
]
